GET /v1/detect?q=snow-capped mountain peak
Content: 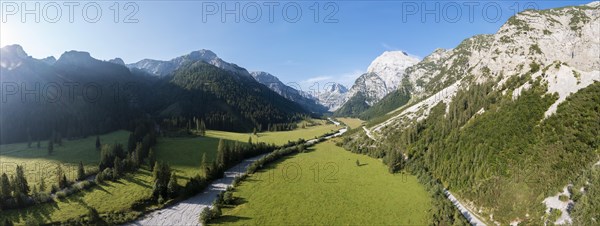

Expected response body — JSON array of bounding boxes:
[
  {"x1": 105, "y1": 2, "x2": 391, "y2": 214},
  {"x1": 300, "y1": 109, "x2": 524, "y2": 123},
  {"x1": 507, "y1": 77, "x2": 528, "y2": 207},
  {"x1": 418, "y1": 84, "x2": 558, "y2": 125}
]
[{"x1": 366, "y1": 51, "x2": 420, "y2": 90}]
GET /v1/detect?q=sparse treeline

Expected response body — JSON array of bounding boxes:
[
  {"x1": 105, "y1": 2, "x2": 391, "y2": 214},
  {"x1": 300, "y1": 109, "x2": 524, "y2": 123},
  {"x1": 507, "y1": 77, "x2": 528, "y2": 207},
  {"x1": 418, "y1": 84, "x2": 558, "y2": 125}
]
[
  {"x1": 203, "y1": 129, "x2": 346, "y2": 224},
  {"x1": 158, "y1": 116, "x2": 301, "y2": 138},
  {"x1": 0, "y1": 166, "x2": 31, "y2": 210},
  {"x1": 96, "y1": 119, "x2": 157, "y2": 183},
  {"x1": 201, "y1": 138, "x2": 310, "y2": 224},
  {"x1": 148, "y1": 139, "x2": 278, "y2": 206},
  {"x1": 0, "y1": 119, "x2": 159, "y2": 214}
]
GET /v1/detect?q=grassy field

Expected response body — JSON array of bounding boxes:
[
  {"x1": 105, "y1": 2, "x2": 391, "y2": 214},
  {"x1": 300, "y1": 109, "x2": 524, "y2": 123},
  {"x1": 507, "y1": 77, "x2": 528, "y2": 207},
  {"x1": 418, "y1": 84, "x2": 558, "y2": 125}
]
[
  {"x1": 335, "y1": 117, "x2": 364, "y2": 129},
  {"x1": 206, "y1": 120, "x2": 339, "y2": 145},
  {"x1": 0, "y1": 121, "x2": 340, "y2": 224},
  {"x1": 215, "y1": 141, "x2": 432, "y2": 225},
  {"x1": 0, "y1": 130, "x2": 130, "y2": 192},
  {"x1": 0, "y1": 168, "x2": 155, "y2": 224},
  {"x1": 153, "y1": 136, "x2": 220, "y2": 181}
]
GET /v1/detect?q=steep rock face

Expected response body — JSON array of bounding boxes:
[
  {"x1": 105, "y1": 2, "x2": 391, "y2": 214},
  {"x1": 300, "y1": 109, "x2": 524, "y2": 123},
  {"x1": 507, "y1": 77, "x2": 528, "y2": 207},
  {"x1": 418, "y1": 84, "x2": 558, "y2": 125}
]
[
  {"x1": 109, "y1": 58, "x2": 125, "y2": 65},
  {"x1": 315, "y1": 83, "x2": 348, "y2": 111},
  {"x1": 335, "y1": 51, "x2": 419, "y2": 115},
  {"x1": 352, "y1": 2, "x2": 600, "y2": 225},
  {"x1": 40, "y1": 56, "x2": 57, "y2": 65},
  {"x1": 128, "y1": 50, "x2": 251, "y2": 77},
  {"x1": 251, "y1": 71, "x2": 328, "y2": 113},
  {"x1": 366, "y1": 51, "x2": 421, "y2": 91}
]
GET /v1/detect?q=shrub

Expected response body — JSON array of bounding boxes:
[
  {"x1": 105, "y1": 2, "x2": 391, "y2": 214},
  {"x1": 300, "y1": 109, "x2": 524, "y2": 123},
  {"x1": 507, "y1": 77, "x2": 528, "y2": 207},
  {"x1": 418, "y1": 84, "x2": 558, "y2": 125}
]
[
  {"x1": 199, "y1": 207, "x2": 211, "y2": 224},
  {"x1": 559, "y1": 194, "x2": 569, "y2": 202},
  {"x1": 56, "y1": 191, "x2": 67, "y2": 199},
  {"x1": 211, "y1": 206, "x2": 222, "y2": 218},
  {"x1": 223, "y1": 191, "x2": 234, "y2": 205}
]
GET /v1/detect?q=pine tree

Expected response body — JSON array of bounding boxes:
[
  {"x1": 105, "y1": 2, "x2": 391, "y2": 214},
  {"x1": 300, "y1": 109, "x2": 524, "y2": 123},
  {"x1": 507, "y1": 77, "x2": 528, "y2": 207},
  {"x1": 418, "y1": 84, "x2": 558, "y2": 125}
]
[
  {"x1": 39, "y1": 178, "x2": 46, "y2": 192},
  {"x1": 14, "y1": 165, "x2": 30, "y2": 196},
  {"x1": 0, "y1": 173, "x2": 11, "y2": 200},
  {"x1": 77, "y1": 161, "x2": 85, "y2": 181},
  {"x1": 167, "y1": 172, "x2": 179, "y2": 198},
  {"x1": 127, "y1": 132, "x2": 136, "y2": 153},
  {"x1": 3, "y1": 218, "x2": 13, "y2": 226},
  {"x1": 86, "y1": 207, "x2": 102, "y2": 223},
  {"x1": 387, "y1": 150, "x2": 399, "y2": 174},
  {"x1": 95, "y1": 135, "x2": 101, "y2": 150},
  {"x1": 200, "y1": 153, "x2": 208, "y2": 173},
  {"x1": 48, "y1": 140, "x2": 54, "y2": 155},
  {"x1": 113, "y1": 157, "x2": 122, "y2": 179},
  {"x1": 56, "y1": 165, "x2": 67, "y2": 189},
  {"x1": 217, "y1": 139, "x2": 226, "y2": 168},
  {"x1": 248, "y1": 136, "x2": 252, "y2": 144},
  {"x1": 148, "y1": 148, "x2": 156, "y2": 169},
  {"x1": 199, "y1": 119, "x2": 207, "y2": 136}
]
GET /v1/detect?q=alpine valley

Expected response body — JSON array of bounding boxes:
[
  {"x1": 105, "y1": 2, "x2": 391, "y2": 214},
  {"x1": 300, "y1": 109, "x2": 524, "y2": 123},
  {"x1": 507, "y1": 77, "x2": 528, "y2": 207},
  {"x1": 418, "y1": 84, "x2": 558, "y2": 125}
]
[{"x1": 0, "y1": 1, "x2": 599, "y2": 226}]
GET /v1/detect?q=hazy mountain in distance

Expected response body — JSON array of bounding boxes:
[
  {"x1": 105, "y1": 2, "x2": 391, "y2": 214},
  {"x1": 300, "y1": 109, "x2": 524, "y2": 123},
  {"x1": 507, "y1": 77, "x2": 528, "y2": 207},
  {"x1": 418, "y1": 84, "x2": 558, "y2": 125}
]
[{"x1": 251, "y1": 71, "x2": 328, "y2": 114}]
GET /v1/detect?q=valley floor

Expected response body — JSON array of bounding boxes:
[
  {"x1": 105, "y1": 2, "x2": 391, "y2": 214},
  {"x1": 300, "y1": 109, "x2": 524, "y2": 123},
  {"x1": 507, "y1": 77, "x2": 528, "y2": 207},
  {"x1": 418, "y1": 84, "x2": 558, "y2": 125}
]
[
  {"x1": 0, "y1": 120, "x2": 341, "y2": 225},
  {"x1": 214, "y1": 141, "x2": 432, "y2": 225}
]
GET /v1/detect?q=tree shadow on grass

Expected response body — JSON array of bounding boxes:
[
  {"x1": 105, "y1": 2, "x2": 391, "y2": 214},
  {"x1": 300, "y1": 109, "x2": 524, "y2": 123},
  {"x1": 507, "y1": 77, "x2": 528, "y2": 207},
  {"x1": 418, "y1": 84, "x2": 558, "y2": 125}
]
[
  {"x1": 211, "y1": 215, "x2": 252, "y2": 224},
  {"x1": 6, "y1": 199, "x2": 59, "y2": 224},
  {"x1": 93, "y1": 184, "x2": 112, "y2": 194},
  {"x1": 123, "y1": 175, "x2": 152, "y2": 189}
]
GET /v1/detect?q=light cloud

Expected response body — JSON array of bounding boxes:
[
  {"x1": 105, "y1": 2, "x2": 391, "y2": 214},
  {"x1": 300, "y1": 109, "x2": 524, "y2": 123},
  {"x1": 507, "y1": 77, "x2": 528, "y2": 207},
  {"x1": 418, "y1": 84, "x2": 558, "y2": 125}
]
[
  {"x1": 303, "y1": 76, "x2": 333, "y2": 84},
  {"x1": 300, "y1": 70, "x2": 363, "y2": 91},
  {"x1": 381, "y1": 42, "x2": 398, "y2": 51}
]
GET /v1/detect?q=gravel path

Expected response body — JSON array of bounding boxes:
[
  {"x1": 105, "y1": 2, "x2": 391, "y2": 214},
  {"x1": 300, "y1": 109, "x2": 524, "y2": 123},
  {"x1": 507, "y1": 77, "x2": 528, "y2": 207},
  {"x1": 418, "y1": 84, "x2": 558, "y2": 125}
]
[
  {"x1": 126, "y1": 154, "x2": 265, "y2": 226},
  {"x1": 362, "y1": 126, "x2": 376, "y2": 141},
  {"x1": 128, "y1": 120, "x2": 347, "y2": 226},
  {"x1": 445, "y1": 190, "x2": 487, "y2": 226}
]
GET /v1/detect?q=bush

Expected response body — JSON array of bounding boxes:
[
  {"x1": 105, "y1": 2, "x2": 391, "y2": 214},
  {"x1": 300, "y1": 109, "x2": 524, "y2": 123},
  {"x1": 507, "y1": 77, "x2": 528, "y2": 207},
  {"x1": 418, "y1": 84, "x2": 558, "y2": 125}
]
[
  {"x1": 87, "y1": 207, "x2": 103, "y2": 224},
  {"x1": 199, "y1": 207, "x2": 211, "y2": 224},
  {"x1": 559, "y1": 194, "x2": 569, "y2": 202},
  {"x1": 223, "y1": 191, "x2": 234, "y2": 205},
  {"x1": 56, "y1": 191, "x2": 67, "y2": 199},
  {"x1": 211, "y1": 206, "x2": 222, "y2": 218}
]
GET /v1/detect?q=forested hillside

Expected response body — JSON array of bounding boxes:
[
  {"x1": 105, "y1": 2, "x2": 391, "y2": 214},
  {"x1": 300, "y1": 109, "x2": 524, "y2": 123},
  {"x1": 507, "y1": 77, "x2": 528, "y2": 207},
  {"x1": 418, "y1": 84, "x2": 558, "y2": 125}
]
[
  {"x1": 0, "y1": 46, "x2": 309, "y2": 144},
  {"x1": 341, "y1": 2, "x2": 600, "y2": 224}
]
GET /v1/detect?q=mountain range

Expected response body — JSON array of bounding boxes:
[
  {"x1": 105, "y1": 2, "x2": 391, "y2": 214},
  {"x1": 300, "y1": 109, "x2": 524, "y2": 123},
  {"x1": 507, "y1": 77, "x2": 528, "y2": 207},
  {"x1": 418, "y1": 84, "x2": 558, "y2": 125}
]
[{"x1": 0, "y1": 46, "x2": 309, "y2": 143}]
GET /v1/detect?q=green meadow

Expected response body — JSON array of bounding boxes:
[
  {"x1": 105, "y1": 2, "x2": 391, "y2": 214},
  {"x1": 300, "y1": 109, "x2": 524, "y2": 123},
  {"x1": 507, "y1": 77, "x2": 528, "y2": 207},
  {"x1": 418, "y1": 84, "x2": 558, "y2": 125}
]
[
  {"x1": 0, "y1": 130, "x2": 130, "y2": 192},
  {"x1": 0, "y1": 122, "x2": 342, "y2": 224},
  {"x1": 215, "y1": 141, "x2": 432, "y2": 225}
]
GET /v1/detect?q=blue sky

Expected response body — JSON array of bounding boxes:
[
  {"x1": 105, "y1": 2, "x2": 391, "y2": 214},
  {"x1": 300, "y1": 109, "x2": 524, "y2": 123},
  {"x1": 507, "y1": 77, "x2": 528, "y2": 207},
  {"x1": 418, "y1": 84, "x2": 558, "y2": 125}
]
[{"x1": 0, "y1": 0, "x2": 590, "y2": 90}]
